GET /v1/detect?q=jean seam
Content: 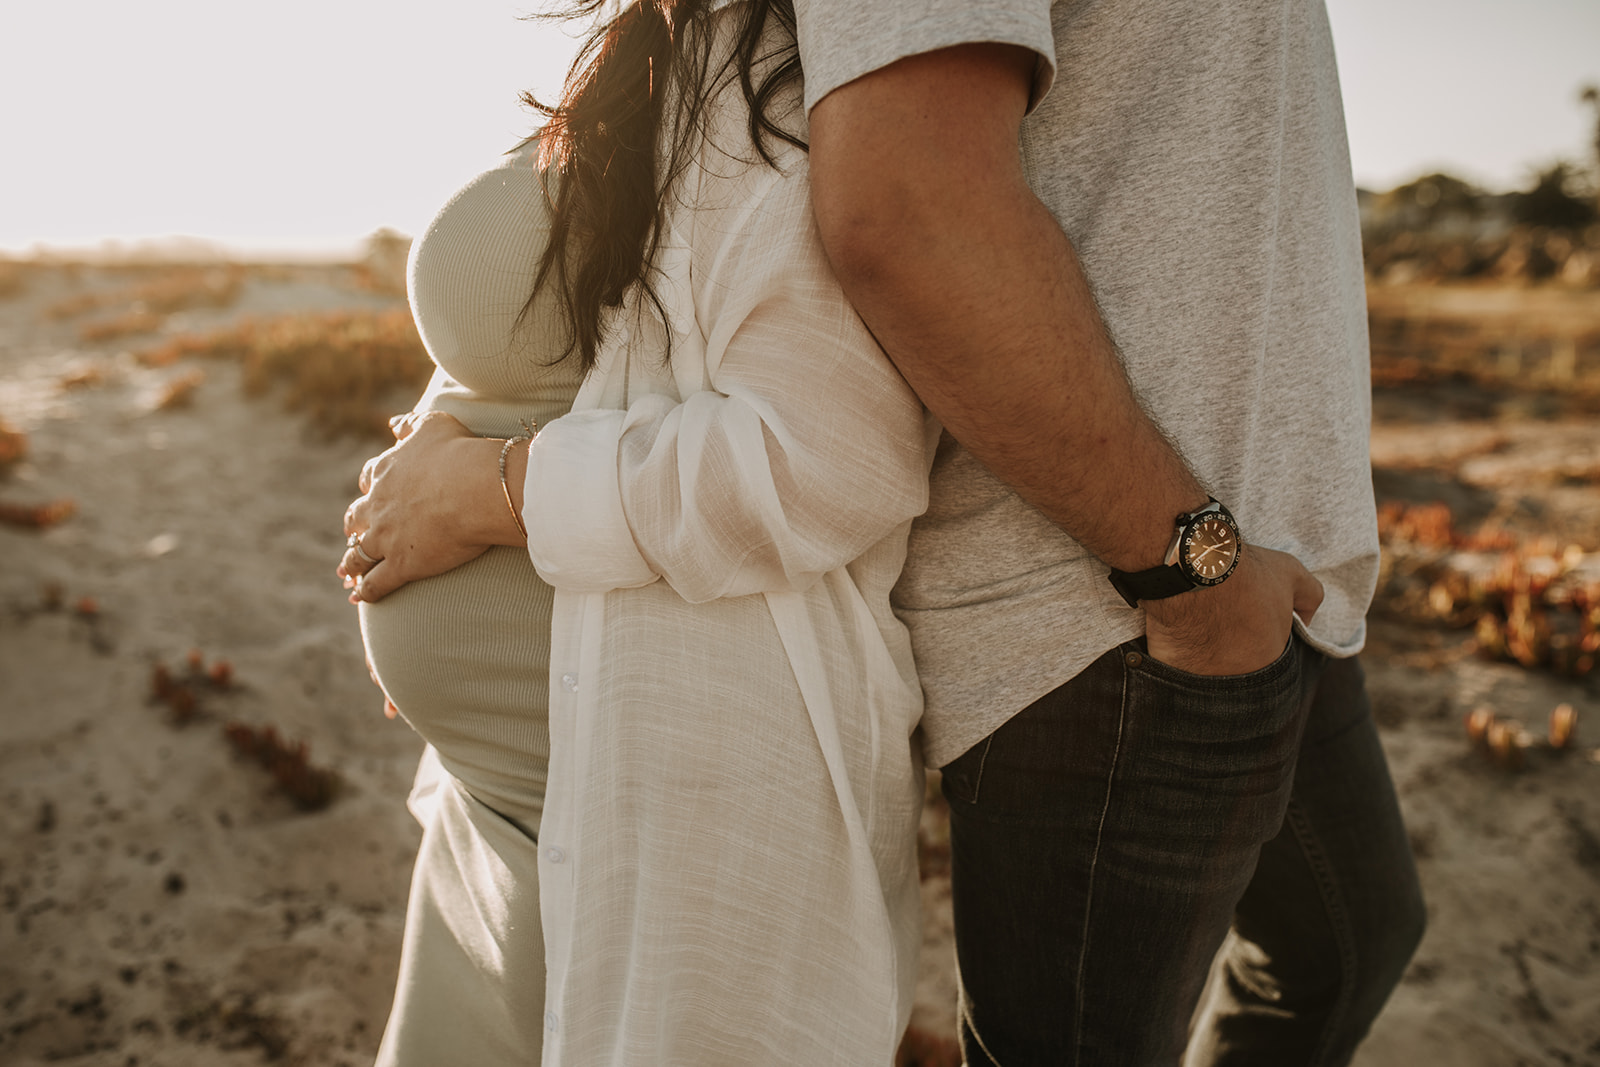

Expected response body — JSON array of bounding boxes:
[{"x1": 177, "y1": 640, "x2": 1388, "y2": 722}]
[
  {"x1": 1284, "y1": 800, "x2": 1359, "y2": 1067},
  {"x1": 954, "y1": 733, "x2": 1000, "y2": 1066},
  {"x1": 968, "y1": 736, "x2": 994, "y2": 805},
  {"x1": 963, "y1": 1004, "x2": 1004, "y2": 1067},
  {"x1": 1069, "y1": 657, "x2": 1131, "y2": 1067}
]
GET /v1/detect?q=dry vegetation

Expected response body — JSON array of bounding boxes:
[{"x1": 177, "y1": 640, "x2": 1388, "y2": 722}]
[
  {"x1": 1362, "y1": 123, "x2": 1600, "y2": 407},
  {"x1": 134, "y1": 309, "x2": 432, "y2": 439},
  {"x1": 1365, "y1": 220, "x2": 1600, "y2": 288},
  {"x1": 0, "y1": 414, "x2": 27, "y2": 466},
  {"x1": 0, "y1": 259, "x2": 29, "y2": 300},
  {"x1": 0, "y1": 257, "x2": 429, "y2": 541},
  {"x1": 346, "y1": 229, "x2": 412, "y2": 297},
  {"x1": 222, "y1": 723, "x2": 340, "y2": 813},
  {"x1": 41, "y1": 265, "x2": 247, "y2": 345},
  {"x1": 1375, "y1": 501, "x2": 1599, "y2": 681},
  {"x1": 1368, "y1": 285, "x2": 1600, "y2": 405},
  {"x1": 1364, "y1": 175, "x2": 1600, "y2": 778},
  {"x1": 0, "y1": 418, "x2": 77, "y2": 529},
  {"x1": 0, "y1": 497, "x2": 77, "y2": 529},
  {"x1": 146, "y1": 641, "x2": 345, "y2": 815}
]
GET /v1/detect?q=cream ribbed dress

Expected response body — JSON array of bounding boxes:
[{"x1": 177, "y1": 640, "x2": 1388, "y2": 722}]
[{"x1": 364, "y1": 140, "x2": 581, "y2": 1066}]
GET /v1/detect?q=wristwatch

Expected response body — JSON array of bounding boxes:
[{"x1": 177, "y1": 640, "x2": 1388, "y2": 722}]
[{"x1": 1107, "y1": 498, "x2": 1242, "y2": 608}]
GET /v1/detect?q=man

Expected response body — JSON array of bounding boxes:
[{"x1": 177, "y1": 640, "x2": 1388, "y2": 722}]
[{"x1": 796, "y1": 1, "x2": 1426, "y2": 1062}]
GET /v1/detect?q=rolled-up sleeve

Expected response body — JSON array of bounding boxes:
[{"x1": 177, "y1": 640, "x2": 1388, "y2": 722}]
[{"x1": 523, "y1": 159, "x2": 931, "y2": 602}]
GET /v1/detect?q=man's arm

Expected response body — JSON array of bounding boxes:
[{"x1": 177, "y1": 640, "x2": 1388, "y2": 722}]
[{"x1": 808, "y1": 43, "x2": 1321, "y2": 675}]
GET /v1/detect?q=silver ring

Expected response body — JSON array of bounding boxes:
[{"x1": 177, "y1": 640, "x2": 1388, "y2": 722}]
[{"x1": 348, "y1": 533, "x2": 380, "y2": 566}]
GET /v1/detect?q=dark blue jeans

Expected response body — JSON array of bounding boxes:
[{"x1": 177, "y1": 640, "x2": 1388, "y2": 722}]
[{"x1": 941, "y1": 641, "x2": 1424, "y2": 1066}]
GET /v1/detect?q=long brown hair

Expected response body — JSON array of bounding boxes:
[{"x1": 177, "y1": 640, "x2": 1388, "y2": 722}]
[{"x1": 525, "y1": 0, "x2": 803, "y2": 369}]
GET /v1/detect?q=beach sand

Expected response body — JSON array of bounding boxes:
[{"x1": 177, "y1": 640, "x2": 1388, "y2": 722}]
[{"x1": 2, "y1": 264, "x2": 1597, "y2": 1065}]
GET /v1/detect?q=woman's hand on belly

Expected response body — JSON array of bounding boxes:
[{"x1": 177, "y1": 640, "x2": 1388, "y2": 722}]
[{"x1": 339, "y1": 411, "x2": 530, "y2": 603}]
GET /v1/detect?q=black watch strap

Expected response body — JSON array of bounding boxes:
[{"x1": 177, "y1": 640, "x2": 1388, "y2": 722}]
[
  {"x1": 1107, "y1": 562, "x2": 1195, "y2": 609},
  {"x1": 1107, "y1": 497, "x2": 1240, "y2": 608}
]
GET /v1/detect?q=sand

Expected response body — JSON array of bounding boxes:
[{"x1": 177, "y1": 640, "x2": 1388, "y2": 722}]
[{"x1": 2, "y1": 265, "x2": 1598, "y2": 1065}]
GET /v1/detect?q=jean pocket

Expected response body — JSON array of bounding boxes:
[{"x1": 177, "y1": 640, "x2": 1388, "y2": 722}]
[
  {"x1": 1126, "y1": 633, "x2": 1300, "y2": 695},
  {"x1": 1121, "y1": 636, "x2": 1310, "y2": 756}
]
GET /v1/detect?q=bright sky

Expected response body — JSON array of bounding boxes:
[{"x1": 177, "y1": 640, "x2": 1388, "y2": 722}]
[{"x1": 1, "y1": 0, "x2": 1596, "y2": 257}]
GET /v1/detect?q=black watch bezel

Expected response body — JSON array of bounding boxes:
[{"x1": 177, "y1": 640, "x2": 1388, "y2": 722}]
[{"x1": 1174, "y1": 505, "x2": 1242, "y2": 588}]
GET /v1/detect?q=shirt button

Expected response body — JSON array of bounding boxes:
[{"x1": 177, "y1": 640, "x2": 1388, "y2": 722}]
[
  {"x1": 545, "y1": 846, "x2": 566, "y2": 864},
  {"x1": 545, "y1": 1010, "x2": 559, "y2": 1032},
  {"x1": 560, "y1": 672, "x2": 579, "y2": 692}
]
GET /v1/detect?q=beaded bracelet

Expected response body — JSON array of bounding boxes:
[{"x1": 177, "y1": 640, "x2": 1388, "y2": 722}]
[{"x1": 498, "y1": 419, "x2": 537, "y2": 542}]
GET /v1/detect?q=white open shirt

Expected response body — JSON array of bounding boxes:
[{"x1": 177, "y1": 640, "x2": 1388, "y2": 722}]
[{"x1": 521, "y1": 57, "x2": 938, "y2": 1065}]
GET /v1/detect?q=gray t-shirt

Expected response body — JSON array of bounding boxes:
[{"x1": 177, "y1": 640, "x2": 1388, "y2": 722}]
[{"x1": 792, "y1": 0, "x2": 1378, "y2": 767}]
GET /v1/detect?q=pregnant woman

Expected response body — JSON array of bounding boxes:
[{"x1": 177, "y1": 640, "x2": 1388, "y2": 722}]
[
  {"x1": 341, "y1": 0, "x2": 934, "y2": 1062},
  {"x1": 352, "y1": 136, "x2": 583, "y2": 1065}
]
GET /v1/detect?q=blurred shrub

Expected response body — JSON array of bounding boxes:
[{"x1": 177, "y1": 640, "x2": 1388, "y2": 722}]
[
  {"x1": 79, "y1": 310, "x2": 165, "y2": 344},
  {"x1": 1376, "y1": 501, "x2": 1599, "y2": 679},
  {"x1": 47, "y1": 266, "x2": 244, "y2": 322},
  {"x1": 1370, "y1": 173, "x2": 1487, "y2": 236},
  {"x1": 137, "y1": 309, "x2": 433, "y2": 438},
  {"x1": 0, "y1": 260, "x2": 26, "y2": 300},
  {"x1": 347, "y1": 228, "x2": 412, "y2": 297},
  {"x1": 1360, "y1": 110, "x2": 1600, "y2": 286},
  {"x1": 1512, "y1": 163, "x2": 1598, "y2": 231},
  {"x1": 0, "y1": 417, "x2": 27, "y2": 467}
]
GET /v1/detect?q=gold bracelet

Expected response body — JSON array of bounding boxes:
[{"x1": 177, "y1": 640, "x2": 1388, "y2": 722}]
[{"x1": 498, "y1": 421, "x2": 536, "y2": 542}]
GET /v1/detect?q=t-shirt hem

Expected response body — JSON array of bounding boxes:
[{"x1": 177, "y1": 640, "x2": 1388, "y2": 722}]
[
  {"x1": 918, "y1": 611, "x2": 1144, "y2": 769},
  {"x1": 918, "y1": 605, "x2": 1370, "y2": 769}
]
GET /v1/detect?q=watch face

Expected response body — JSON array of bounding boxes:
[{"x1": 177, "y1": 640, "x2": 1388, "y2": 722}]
[{"x1": 1181, "y1": 515, "x2": 1240, "y2": 584}]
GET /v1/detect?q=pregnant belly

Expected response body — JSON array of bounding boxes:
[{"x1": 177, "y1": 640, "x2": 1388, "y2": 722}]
[{"x1": 359, "y1": 544, "x2": 555, "y2": 829}]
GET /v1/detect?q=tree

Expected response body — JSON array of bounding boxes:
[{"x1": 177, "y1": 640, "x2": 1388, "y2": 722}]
[{"x1": 1512, "y1": 162, "x2": 1596, "y2": 231}]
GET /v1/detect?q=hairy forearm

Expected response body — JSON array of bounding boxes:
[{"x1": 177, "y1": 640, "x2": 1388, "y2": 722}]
[{"x1": 810, "y1": 45, "x2": 1206, "y2": 572}]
